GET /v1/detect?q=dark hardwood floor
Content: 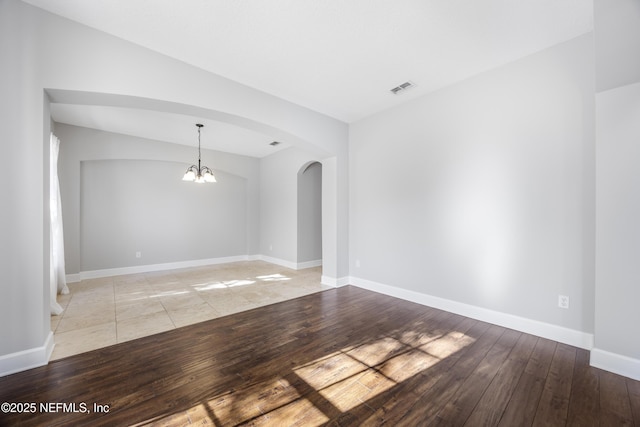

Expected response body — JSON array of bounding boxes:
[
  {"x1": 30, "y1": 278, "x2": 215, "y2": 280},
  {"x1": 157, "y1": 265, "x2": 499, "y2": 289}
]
[{"x1": 1, "y1": 286, "x2": 638, "y2": 426}]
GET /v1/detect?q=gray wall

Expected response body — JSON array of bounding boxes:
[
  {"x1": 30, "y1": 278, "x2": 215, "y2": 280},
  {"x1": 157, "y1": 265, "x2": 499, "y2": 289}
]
[
  {"x1": 0, "y1": 0, "x2": 346, "y2": 372},
  {"x1": 594, "y1": 0, "x2": 640, "y2": 93},
  {"x1": 4, "y1": 0, "x2": 639, "y2": 381},
  {"x1": 595, "y1": 83, "x2": 640, "y2": 362},
  {"x1": 259, "y1": 147, "x2": 323, "y2": 265},
  {"x1": 0, "y1": 0, "x2": 50, "y2": 356},
  {"x1": 80, "y1": 160, "x2": 247, "y2": 271},
  {"x1": 58, "y1": 125, "x2": 326, "y2": 274},
  {"x1": 349, "y1": 34, "x2": 595, "y2": 333},
  {"x1": 593, "y1": 0, "x2": 640, "y2": 375},
  {"x1": 297, "y1": 162, "x2": 322, "y2": 263},
  {"x1": 56, "y1": 124, "x2": 259, "y2": 274}
]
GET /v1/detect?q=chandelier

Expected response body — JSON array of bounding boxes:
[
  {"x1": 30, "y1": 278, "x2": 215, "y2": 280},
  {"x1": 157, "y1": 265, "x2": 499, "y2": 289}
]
[{"x1": 182, "y1": 123, "x2": 216, "y2": 183}]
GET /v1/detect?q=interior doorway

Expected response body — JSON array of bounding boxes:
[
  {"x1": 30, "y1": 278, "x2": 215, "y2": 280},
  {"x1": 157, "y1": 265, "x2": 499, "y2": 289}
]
[{"x1": 297, "y1": 162, "x2": 322, "y2": 267}]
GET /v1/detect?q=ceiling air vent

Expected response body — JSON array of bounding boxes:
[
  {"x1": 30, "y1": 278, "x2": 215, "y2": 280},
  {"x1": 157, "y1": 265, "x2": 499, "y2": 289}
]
[
  {"x1": 390, "y1": 81, "x2": 416, "y2": 95},
  {"x1": 269, "y1": 141, "x2": 281, "y2": 146}
]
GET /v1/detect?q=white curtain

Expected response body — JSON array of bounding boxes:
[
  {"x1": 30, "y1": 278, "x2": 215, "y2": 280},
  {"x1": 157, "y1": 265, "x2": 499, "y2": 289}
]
[{"x1": 50, "y1": 133, "x2": 69, "y2": 316}]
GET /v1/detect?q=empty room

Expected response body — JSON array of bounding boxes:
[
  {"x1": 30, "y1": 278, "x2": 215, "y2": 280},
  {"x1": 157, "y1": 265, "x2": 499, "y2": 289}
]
[{"x1": 1, "y1": 0, "x2": 639, "y2": 425}]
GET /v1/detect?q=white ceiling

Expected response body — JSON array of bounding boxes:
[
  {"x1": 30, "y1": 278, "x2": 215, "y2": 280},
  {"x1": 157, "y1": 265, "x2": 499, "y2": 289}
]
[
  {"x1": 51, "y1": 104, "x2": 290, "y2": 157},
  {"x1": 25, "y1": 0, "x2": 593, "y2": 157}
]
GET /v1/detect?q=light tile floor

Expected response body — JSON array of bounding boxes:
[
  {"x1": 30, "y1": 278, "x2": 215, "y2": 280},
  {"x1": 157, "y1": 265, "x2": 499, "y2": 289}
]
[{"x1": 51, "y1": 261, "x2": 330, "y2": 360}]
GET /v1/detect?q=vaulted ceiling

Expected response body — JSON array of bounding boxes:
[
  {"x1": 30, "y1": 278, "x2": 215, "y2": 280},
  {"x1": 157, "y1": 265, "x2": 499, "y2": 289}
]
[{"x1": 24, "y1": 0, "x2": 593, "y2": 156}]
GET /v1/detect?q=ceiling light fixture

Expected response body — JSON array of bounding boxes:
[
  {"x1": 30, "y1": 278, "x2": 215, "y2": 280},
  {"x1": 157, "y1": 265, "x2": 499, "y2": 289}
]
[{"x1": 182, "y1": 124, "x2": 216, "y2": 183}]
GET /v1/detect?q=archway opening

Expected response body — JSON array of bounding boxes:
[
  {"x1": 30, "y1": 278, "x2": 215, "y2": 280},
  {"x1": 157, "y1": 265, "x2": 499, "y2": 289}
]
[{"x1": 297, "y1": 162, "x2": 323, "y2": 268}]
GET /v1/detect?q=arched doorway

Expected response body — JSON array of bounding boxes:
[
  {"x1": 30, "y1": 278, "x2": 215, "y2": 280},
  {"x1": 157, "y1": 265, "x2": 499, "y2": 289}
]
[{"x1": 297, "y1": 162, "x2": 322, "y2": 268}]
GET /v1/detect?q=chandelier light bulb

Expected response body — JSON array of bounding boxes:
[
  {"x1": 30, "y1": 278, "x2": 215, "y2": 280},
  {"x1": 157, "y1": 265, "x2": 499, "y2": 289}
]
[{"x1": 182, "y1": 168, "x2": 196, "y2": 181}]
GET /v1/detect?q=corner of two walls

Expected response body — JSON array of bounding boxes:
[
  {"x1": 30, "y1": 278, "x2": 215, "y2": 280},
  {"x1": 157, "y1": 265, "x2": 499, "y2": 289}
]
[
  {"x1": 1, "y1": 0, "x2": 346, "y2": 377},
  {"x1": 348, "y1": 19, "x2": 640, "y2": 380},
  {"x1": 57, "y1": 124, "x2": 260, "y2": 280},
  {"x1": 592, "y1": 0, "x2": 640, "y2": 380},
  {"x1": 259, "y1": 147, "x2": 323, "y2": 272},
  {"x1": 59, "y1": 127, "x2": 324, "y2": 283},
  {"x1": 0, "y1": 0, "x2": 52, "y2": 370}
]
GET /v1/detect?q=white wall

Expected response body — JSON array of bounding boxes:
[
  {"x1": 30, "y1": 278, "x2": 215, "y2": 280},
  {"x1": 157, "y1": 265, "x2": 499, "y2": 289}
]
[
  {"x1": 350, "y1": 34, "x2": 595, "y2": 341},
  {"x1": 6, "y1": 0, "x2": 637, "y2": 382},
  {"x1": 594, "y1": 82, "x2": 640, "y2": 377},
  {"x1": 56, "y1": 124, "x2": 259, "y2": 275},
  {"x1": 594, "y1": 0, "x2": 640, "y2": 93},
  {"x1": 79, "y1": 160, "x2": 247, "y2": 271},
  {"x1": 260, "y1": 147, "x2": 323, "y2": 267},
  {"x1": 0, "y1": 0, "x2": 347, "y2": 376},
  {"x1": 59, "y1": 130, "x2": 326, "y2": 279},
  {"x1": 297, "y1": 162, "x2": 323, "y2": 264},
  {"x1": 592, "y1": 0, "x2": 640, "y2": 380},
  {"x1": 0, "y1": 0, "x2": 51, "y2": 365}
]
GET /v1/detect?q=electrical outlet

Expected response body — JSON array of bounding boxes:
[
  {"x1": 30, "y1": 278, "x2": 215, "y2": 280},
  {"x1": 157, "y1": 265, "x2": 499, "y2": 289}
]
[
  {"x1": 356, "y1": 259, "x2": 361, "y2": 268},
  {"x1": 558, "y1": 295, "x2": 569, "y2": 309},
  {"x1": 136, "y1": 251, "x2": 141, "y2": 258}
]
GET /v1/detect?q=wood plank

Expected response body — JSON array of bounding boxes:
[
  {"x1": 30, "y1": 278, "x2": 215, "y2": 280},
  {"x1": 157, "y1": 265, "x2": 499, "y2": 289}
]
[
  {"x1": 498, "y1": 337, "x2": 556, "y2": 426},
  {"x1": 465, "y1": 332, "x2": 537, "y2": 426},
  {"x1": 355, "y1": 318, "x2": 484, "y2": 426},
  {"x1": 627, "y1": 377, "x2": 640, "y2": 425},
  {"x1": 599, "y1": 370, "x2": 634, "y2": 426},
  {"x1": 1, "y1": 285, "x2": 639, "y2": 427},
  {"x1": 566, "y1": 348, "x2": 599, "y2": 426},
  {"x1": 371, "y1": 322, "x2": 504, "y2": 425},
  {"x1": 532, "y1": 343, "x2": 576, "y2": 426},
  {"x1": 428, "y1": 328, "x2": 522, "y2": 425}
]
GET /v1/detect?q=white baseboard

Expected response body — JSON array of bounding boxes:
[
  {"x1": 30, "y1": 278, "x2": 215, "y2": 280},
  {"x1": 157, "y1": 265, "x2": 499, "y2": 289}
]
[
  {"x1": 590, "y1": 348, "x2": 640, "y2": 381},
  {"x1": 67, "y1": 255, "x2": 323, "y2": 283},
  {"x1": 66, "y1": 273, "x2": 81, "y2": 283},
  {"x1": 321, "y1": 275, "x2": 350, "y2": 287},
  {"x1": 257, "y1": 255, "x2": 322, "y2": 270},
  {"x1": 349, "y1": 276, "x2": 594, "y2": 350},
  {"x1": 297, "y1": 259, "x2": 323, "y2": 269},
  {"x1": 256, "y1": 255, "x2": 296, "y2": 270},
  {"x1": 67, "y1": 255, "x2": 256, "y2": 282},
  {"x1": 0, "y1": 332, "x2": 54, "y2": 378}
]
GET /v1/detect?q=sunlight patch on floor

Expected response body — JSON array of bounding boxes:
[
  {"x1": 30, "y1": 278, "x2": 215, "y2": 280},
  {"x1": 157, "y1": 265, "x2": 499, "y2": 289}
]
[
  {"x1": 191, "y1": 276, "x2": 284, "y2": 291},
  {"x1": 191, "y1": 279, "x2": 258, "y2": 291},
  {"x1": 191, "y1": 282, "x2": 228, "y2": 291},
  {"x1": 224, "y1": 279, "x2": 259, "y2": 287},
  {"x1": 248, "y1": 397, "x2": 329, "y2": 426},
  {"x1": 204, "y1": 378, "x2": 299, "y2": 424},
  {"x1": 51, "y1": 261, "x2": 326, "y2": 360},
  {"x1": 137, "y1": 330, "x2": 475, "y2": 426},
  {"x1": 294, "y1": 351, "x2": 369, "y2": 390},
  {"x1": 148, "y1": 290, "x2": 191, "y2": 298},
  {"x1": 398, "y1": 329, "x2": 444, "y2": 347},
  {"x1": 257, "y1": 273, "x2": 291, "y2": 281},
  {"x1": 420, "y1": 330, "x2": 476, "y2": 359},
  {"x1": 294, "y1": 331, "x2": 476, "y2": 414},
  {"x1": 346, "y1": 336, "x2": 407, "y2": 366}
]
